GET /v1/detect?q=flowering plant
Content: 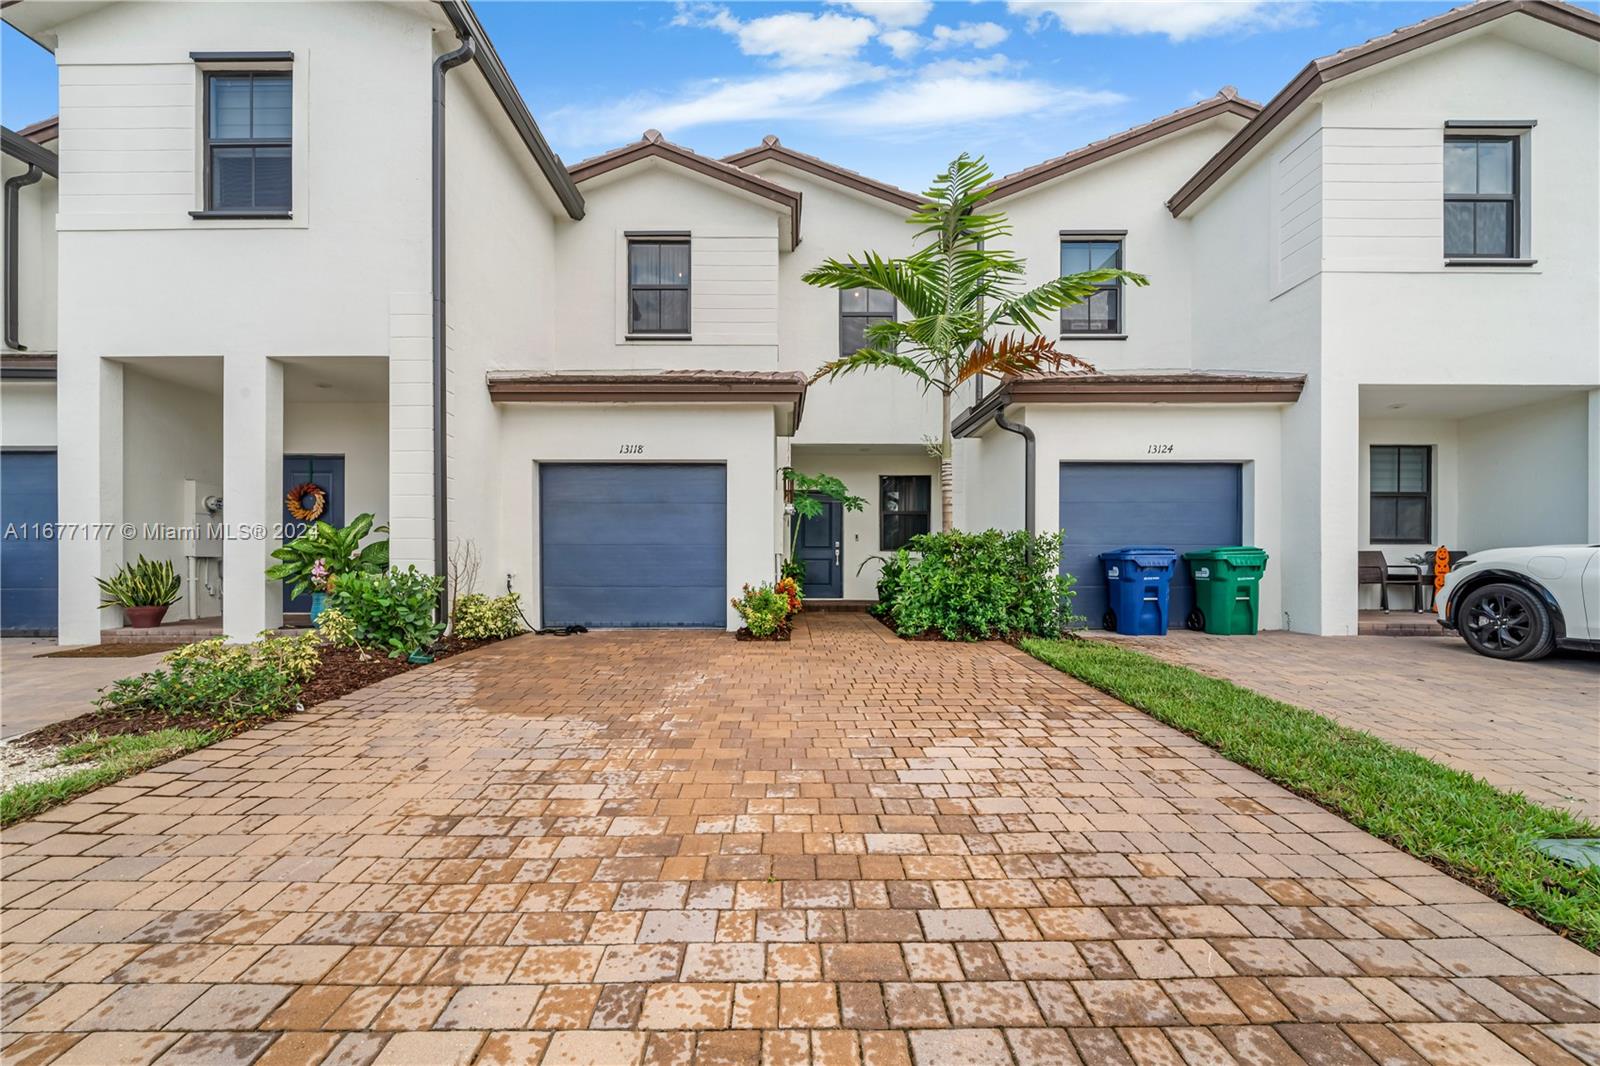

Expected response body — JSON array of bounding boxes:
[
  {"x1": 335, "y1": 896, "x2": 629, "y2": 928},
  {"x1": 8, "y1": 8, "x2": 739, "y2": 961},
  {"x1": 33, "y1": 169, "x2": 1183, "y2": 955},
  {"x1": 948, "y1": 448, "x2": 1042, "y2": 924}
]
[
  {"x1": 310, "y1": 558, "x2": 331, "y2": 593},
  {"x1": 775, "y1": 576, "x2": 803, "y2": 616}
]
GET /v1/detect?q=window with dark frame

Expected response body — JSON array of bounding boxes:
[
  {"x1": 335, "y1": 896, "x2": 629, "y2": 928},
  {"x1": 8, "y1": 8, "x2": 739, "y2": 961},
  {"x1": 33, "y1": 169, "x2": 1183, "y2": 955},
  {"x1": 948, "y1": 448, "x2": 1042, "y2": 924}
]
[
  {"x1": 1444, "y1": 135, "x2": 1517, "y2": 258},
  {"x1": 1060, "y1": 238, "x2": 1123, "y2": 335},
  {"x1": 204, "y1": 71, "x2": 292, "y2": 213},
  {"x1": 1369, "y1": 445, "x2": 1432, "y2": 543},
  {"x1": 879, "y1": 475, "x2": 931, "y2": 550},
  {"x1": 840, "y1": 286, "x2": 895, "y2": 355},
  {"x1": 627, "y1": 238, "x2": 691, "y2": 335}
]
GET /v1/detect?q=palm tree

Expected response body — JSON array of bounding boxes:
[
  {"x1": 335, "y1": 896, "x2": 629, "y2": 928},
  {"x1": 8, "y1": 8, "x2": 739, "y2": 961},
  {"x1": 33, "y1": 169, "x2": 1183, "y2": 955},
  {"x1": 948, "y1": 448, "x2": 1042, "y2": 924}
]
[{"x1": 803, "y1": 154, "x2": 1148, "y2": 531}]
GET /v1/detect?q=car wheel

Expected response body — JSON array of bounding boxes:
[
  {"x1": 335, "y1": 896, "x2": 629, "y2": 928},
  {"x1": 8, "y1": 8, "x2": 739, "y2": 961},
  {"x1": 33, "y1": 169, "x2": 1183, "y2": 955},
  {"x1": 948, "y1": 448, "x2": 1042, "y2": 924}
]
[
  {"x1": 1459, "y1": 583, "x2": 1555, "y2": 661},
  {"x1": 1103, "y1": 610, "x2": 1117, "y2": 632},
  {"x1": 1186, "y1": 608, "x2": 1204, "y2": 631}
]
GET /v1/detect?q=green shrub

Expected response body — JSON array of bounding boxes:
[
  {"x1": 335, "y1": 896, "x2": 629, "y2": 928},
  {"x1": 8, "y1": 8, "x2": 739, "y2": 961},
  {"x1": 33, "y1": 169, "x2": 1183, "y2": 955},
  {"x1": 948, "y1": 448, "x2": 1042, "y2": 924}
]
[
  {"x1": 315, "y1": 607, "x2": 360, "y2": 648},
  {"x1": 872, "y1": 554, "x2": 903, "y2": 618},
  {"x1": 97, "y1": 653, "x2": 299, "y2": 724},
  {"x1": 880, "y1": 529, "x2": 1076, "y2": 640},
  {"x1": 266, "y1": 513, "x2": 390, "y2": 598},
  {"x1": 164, "y1": 632, "x2": 322, "y2": 683},
  {"x1": 452, "y1": 593, "x2": 526, "y2": 640},
  {"x1": 731, "y1": 583, "x2": 791, "y2": 637},
  {"x1": 328, "y1": 566, "x2": 445, "y2": 658},
  {"x1": 96, "y1": 555, "x2": 182, "y2": 608}
]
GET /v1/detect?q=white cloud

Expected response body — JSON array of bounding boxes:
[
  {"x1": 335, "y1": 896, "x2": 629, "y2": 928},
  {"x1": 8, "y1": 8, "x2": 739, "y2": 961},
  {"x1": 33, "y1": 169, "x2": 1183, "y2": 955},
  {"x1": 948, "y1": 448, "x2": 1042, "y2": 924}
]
[
  {"x1": 1007, "y1": 1, "x2": 1310, "y2": 42},
  {"x1": 674, "y1": 4, "x2": 879, "y2": 67},
  {"x1": 555, "y1": 56, "x2": 1121, "y2": 145},
  {"x1": 841, "y1": 70, "x2": 1122, "y2": 129},
  {"x1": 929, "y1": 21, "x2": 1010, "y2": 51},
  {"x1": 879, "y1": 28, "x2": 925, "y2": 58},
  {"x1": 829, "y1": 0, "x2": 934, "y2": 28}
]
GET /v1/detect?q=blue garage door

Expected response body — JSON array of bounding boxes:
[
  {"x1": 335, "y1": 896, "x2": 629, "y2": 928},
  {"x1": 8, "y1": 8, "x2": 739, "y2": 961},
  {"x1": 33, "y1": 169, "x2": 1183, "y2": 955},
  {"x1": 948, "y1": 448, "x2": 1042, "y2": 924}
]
[
  {"x1": 1060, "y1": 462, "x2": 1242, "y2": 630},
  {"x1": 1, "y1": 451, "x2": 59, "y2": 634},
  {"x1": 540, "y1": 463, "x2": 726, "y2": 628}
]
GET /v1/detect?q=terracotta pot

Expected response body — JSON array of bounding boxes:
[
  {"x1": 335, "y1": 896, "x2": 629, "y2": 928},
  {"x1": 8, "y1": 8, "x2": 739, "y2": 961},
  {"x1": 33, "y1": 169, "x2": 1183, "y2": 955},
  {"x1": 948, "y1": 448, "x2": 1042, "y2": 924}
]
[{"x1": 123, "y1": 605, "x2": 169, "y2": 629}]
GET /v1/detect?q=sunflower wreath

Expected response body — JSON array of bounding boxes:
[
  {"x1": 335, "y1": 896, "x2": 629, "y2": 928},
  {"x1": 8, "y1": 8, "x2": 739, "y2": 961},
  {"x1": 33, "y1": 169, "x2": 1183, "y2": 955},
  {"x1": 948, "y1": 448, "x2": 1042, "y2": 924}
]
[{"x1": 285, "y1": 482, "x2": 327, "y2": 522}]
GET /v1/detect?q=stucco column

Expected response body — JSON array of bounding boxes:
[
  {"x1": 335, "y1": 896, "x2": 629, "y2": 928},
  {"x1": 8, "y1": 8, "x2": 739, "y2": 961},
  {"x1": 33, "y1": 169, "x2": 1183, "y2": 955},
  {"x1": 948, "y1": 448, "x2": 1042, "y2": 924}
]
[
  {"x1": 1589, "y1": 389, "x2": 1600, "y2": 543},
  {"x1": 56, "y1": 357, "x2": 123, "y2": 645},
  {"x1": 222, "y1": 355, "x2": 283, "y2": 641},
  {"x1": 387, "y1": 291, "x2": 434, "y2": 572}
]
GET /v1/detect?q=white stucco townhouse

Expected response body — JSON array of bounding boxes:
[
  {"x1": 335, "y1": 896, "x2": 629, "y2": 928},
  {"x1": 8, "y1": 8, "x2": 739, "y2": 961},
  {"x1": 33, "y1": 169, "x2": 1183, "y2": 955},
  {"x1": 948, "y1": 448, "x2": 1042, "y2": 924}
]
[{"x1": 2, "y1": 0, "x2": 1597, "y2": 643}]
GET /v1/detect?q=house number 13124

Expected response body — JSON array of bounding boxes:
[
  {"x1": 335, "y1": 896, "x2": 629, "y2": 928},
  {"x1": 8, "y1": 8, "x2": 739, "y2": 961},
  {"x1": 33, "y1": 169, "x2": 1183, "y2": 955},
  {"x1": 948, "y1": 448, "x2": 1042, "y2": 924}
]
[
  {"x1": 1147, "y1": 443, "x2": 1174, "y2": 454},
  {"x1": 618, "y1": 444, "x2": 645, "y2": 454}
]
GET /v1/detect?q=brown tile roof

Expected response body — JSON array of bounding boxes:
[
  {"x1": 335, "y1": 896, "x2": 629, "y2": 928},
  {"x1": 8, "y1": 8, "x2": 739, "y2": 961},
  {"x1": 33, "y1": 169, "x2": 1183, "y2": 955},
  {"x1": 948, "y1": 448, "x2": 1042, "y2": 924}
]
[
  {"x1": 569, "y1": 130, "x2": 803, "y2": 246},
  {"x1": 17, "y1": 115, "x2": 57, "y2": 144},
  {"x1": 487, "y1": 370, "x2": 808, "y2": 427},
  {"x1": 1168, "y1": 0, "x2": 1600, "y2": 216},
  {"x1": 955, "y1": 369, "x2": 1306, "y2": 433},
  {"x1": 983, "y1": 89, "x2": 1261, "y2": 202},
  {"x1": 723, "y1": 136, "x2": 926, "y2": 211},
  {"x1": 0, "y1": 352, "x2": 58, "y2": 378}
]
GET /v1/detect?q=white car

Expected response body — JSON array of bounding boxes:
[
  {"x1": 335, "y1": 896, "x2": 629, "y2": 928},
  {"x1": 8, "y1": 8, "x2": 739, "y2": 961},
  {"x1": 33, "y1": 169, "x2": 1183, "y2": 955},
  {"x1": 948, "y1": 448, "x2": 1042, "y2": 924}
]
[{"x1": 1438, "y1": 545, "x2": 1600, "y2": 660}]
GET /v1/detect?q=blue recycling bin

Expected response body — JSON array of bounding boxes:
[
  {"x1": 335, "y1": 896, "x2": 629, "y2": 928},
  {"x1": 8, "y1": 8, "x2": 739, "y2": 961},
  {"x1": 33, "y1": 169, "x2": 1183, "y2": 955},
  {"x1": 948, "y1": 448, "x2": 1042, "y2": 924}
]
[{"x1": 1099, "y1": 547, "x2": 1179, "y2": 635}]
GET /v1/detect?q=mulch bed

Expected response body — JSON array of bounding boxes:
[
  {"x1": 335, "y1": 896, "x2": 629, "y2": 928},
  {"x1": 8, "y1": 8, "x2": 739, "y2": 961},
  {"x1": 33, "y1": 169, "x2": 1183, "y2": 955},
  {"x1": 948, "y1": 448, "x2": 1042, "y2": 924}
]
[
  {"x1": 734, "y1": 626, "x2": 791, "y2": 641},
  {"x1": 14, "y1": 635, "x2": 505, "y2": 751},
  {"x1": 38, "y1": 643, "x2": 192, "y2": 659}
]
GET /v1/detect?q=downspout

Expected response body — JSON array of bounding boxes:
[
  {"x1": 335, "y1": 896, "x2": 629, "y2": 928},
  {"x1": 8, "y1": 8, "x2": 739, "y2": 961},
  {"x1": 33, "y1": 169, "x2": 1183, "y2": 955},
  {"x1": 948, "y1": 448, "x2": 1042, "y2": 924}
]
[
  {"x1": 4, "y1": 163, "x2": 42, "y2": 351},
  {"x1": 993, "y1": 403, "x2": 1035, "y2": 564},
  {"x1": 432, "y1": 30, "x2": 476, "y2": 618}
]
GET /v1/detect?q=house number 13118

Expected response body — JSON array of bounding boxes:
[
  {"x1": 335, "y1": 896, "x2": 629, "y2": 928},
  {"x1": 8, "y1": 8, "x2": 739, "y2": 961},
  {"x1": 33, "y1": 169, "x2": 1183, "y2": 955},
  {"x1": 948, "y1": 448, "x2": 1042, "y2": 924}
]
[
  {"x1": 619, "y1": 444, "x2": 645, "y2": 454},
  {"x1": 1147, "y1": 443, "x2": 1174, "y2": 454}
]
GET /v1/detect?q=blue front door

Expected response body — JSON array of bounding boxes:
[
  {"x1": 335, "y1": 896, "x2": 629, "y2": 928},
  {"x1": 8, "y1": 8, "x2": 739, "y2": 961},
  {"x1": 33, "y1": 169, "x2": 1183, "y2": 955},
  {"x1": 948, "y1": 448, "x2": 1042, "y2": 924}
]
[
  {"x1": 796, "y1": 495, "x2": 843, "y2": 598},
  {"x1": 1059, "y1": 462, "x2": 1242, "y2": 629},
  {"x1": 0, "y1": 451, "x2": 58, "y2": 634},
  {"x1": 282, "y1": 455, "x2": 345, "y2": 614}
]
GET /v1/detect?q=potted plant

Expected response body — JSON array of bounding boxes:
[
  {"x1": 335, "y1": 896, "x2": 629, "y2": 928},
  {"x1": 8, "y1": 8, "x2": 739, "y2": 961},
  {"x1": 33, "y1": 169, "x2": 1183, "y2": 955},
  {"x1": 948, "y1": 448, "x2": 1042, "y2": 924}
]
[
  {"x1": 96, "y1": 555, "x2": 182, "y2": 628},
  {"x1": 267, "y1": 513, "x2": 389, "y2": 614},
  {"x1": 308, "y1": 559, "x2": 331, "y2": 622}
]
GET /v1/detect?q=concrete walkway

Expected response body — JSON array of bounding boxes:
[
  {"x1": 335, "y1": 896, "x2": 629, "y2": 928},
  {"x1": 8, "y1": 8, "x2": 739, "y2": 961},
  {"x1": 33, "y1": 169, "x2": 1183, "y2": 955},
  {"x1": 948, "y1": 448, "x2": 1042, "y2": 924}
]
[
  {"x1": 1, "y1": 640, "x2": 172, "y2": 740},
  {"x1": 2, "y1": 614, "x2": 1596, "y2": 1065},
  {"x1": 1099, "y1": 628, "x2": 1600, "y2": 821}
]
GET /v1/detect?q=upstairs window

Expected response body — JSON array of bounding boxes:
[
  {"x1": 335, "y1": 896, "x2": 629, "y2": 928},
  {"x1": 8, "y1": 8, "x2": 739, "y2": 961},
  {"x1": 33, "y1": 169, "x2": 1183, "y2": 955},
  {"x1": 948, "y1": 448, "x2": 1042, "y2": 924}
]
[
  {"x1": 1444, "y1": 136, "x2": 1517, "y2": 258},
  {"x1": 840, "y1": 287, "x2": 895, "y2": 355},
  {"x1": 880, "y1": 475, "x2": 931, "y2": 550},
  {"x1": 1370, "y1": 445, "x2": 1432, "y2": 543},
  {"x1": 204, "y1": 72, "x2": 292, "y2": 213},
  {"x1": 1060, "y1": 237, "x2": 1123, "y2": 335},
  {"x1": 627, "y1": 238, "x2": 691, "y2": 336}
]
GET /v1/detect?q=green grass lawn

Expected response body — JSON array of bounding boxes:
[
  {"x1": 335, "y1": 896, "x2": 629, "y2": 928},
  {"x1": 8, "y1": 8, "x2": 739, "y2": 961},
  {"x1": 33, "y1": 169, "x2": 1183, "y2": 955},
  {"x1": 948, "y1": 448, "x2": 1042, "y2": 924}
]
[
  {"x1": 0, "y1": 727, "x2": 218, "y2": 827},
  {"x1": 1021, "y1": 636, "x2": 1600, "y2": 949}
]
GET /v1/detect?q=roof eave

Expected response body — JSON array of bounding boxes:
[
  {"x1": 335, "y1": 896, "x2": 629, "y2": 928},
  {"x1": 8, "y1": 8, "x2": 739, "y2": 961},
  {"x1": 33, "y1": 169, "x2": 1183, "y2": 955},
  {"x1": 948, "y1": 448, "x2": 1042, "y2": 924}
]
[
  {"x1": 985, "y1": 96, "x2": 1259, "y2": 203},
  {"x1": 1168, "y1": 0, "x2": 1600, "y2": 217},
  {"x1": 1, "y1": 126, "x2": 59, "y2": 177},
  {"x1": 571, "y1": 140, "x2": 803, "y2": 248},
  {"x1": 723, "y1": 144, "x2": 926, "y2": 212},
  {"x1": 439, "y1": 1, "x2": 585, "y2": 219}
]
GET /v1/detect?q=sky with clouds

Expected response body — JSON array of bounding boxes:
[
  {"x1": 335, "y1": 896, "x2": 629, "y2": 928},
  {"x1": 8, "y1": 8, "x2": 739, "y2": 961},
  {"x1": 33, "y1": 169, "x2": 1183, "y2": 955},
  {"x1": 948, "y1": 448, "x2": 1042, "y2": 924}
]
[{"x1": 3, "y1": 1, "x2": 1582, "y2": 190}]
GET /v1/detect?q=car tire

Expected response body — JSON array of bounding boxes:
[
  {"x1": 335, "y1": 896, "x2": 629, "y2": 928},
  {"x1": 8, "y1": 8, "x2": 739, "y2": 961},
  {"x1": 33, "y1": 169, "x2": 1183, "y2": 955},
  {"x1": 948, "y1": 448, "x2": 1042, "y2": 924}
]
[
  {"x1": 1459, "y1": 582, "x2": 1555, "y2": 661},
  {"x1": 1103, "y1": 610, "x2": 1117, "y2": 632}
]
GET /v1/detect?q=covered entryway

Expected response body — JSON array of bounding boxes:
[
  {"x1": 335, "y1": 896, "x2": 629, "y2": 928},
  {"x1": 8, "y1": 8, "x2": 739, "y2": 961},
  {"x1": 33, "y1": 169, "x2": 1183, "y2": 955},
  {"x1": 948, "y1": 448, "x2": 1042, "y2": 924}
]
[
  {"x1": 1060, "y1": 462, "x2": 1242, "y2": 629},
  {"x1": 0, "y1": 450, "x2": 58, "y2": 634},
  {"x1": 539, "y1": 463, "x2": 726, "y2": 628}
]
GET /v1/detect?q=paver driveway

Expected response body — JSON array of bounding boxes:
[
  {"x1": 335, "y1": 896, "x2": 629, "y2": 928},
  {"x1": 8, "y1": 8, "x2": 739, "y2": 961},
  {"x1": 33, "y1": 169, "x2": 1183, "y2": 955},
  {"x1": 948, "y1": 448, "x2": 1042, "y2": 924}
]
[
  {"x1": 3, "y1": 613, "x2": 1597, "y2": 1066},
  {"x1": 1099, "y1": 629, "x2": 1600, "y2": 820}
]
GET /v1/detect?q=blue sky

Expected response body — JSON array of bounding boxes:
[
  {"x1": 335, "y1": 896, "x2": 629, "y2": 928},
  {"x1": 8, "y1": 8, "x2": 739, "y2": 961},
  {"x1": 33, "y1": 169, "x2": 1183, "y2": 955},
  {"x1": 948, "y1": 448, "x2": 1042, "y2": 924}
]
[{"x1": 3, "y1": 1, "x2": 1585, "y2": 188}]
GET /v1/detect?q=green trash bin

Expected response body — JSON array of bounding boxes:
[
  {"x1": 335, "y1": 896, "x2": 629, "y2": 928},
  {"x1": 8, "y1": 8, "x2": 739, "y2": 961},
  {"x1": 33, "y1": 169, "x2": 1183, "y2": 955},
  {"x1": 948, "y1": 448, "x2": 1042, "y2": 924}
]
[{"x1": 1183, "y1": 547, "x2": 1269, "y2": 635}]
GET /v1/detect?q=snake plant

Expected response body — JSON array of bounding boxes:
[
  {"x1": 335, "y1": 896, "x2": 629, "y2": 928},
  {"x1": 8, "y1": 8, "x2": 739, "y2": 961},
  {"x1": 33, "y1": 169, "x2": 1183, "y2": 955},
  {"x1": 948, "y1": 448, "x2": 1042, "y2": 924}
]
[{"x1": 96, "y1": 555, "x2": 182, "y2": 608}]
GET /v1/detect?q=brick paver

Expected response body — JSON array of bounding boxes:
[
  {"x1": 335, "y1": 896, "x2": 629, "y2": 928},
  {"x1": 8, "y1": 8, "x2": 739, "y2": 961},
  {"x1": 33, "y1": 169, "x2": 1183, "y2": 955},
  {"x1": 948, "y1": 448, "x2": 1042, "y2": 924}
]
[
  {"x1": 3, "y1": 613, "x2": 1596, "y2": 1065},
  {"x1": 1099, "y1": 629, "x2": 1599, "y2": 819}
]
